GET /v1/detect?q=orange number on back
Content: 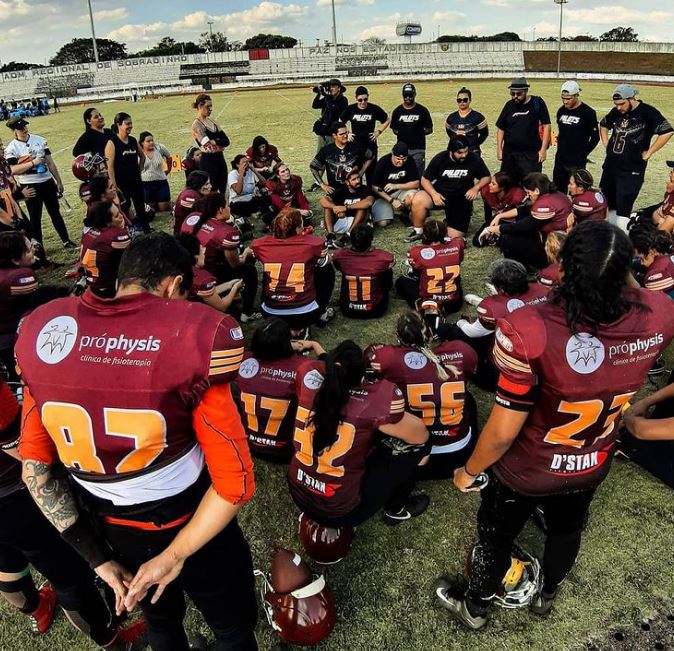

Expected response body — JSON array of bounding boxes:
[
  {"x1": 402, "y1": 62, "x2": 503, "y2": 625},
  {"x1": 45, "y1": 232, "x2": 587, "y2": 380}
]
[
  {"x1": 239, "y1": 392, "x2": 291, "y2": 437},
  {"x1": 265, "y1": 262, "x2": 306, "y2": 293},
  {"x1": 406, "y1": 381, "x2": 465, "y2": 426},
  {"x1": 346, "y1": 275, "x2": 372, "y2": 302},
  {"x1": 426, "y1": 265, "x2": 460, "y2": 295},
  {"x1": 81, "y1": 249, "x2": 99, "y2": 279},
  {"x1": 104, "y1": 408, "x2": 167, "y2": 473}
]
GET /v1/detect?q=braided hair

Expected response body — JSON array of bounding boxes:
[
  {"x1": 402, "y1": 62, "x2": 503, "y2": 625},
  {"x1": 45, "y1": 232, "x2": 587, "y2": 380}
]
[
  {"x1": 396, "y1": 312, "x2": 456, "y2": 380},
  {"x1": 554, "y1": 221, "x2": 636, "y2": 333},
  {"x1": 545, "y1": 230, "x2": 567, "y2": 264},
  {"x1": 571, "y1": 168, "x2": 595, "y2": 192},
  {"x1": 422, "y1": 219, "x2": 447, "y2": 245},
  {"x1": 310, "y1": 341, "x2": 364, "y2": 453}
]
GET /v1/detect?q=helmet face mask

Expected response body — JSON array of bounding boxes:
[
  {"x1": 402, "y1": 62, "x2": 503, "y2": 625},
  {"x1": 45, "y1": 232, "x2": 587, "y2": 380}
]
[{"x1": 72, "y1": 152, "x2": 108, "y2": 181}]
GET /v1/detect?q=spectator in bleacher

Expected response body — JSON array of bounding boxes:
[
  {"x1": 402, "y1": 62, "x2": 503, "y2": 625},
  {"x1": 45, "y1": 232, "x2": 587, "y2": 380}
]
[
  {"x1": 496, "y1": 77, "x2": 551, "y2": 185},
  {"x1": 191, "y1": 93, "x2": 230, "y2": 193},
  {"x1": 445, "y1": 87, "x2": 489, "y2": 157},
  {"x1": 173, "y1": 170, "x2": 211, "y2": 236},
  {"x1": 72, "y1": 108, "x2": 113, "y2": 158},
  {"x1": 5, "y1": 118, "x2": 76, "y2": 250},
  {"x1": 600, "y1": 84, "x2": 673, "y2": 231},
  {"x1": 408, "y1": 136, "x2": 490, "y2": 242},
  {"x1": 245, "y1": 136, "x2": 281, "y2": 179},
  {"x1": 228, "y1": 154, "x2": 273, "y2": 226},
  {"x1": 371, "y1": 142, "x2": 420, "y2": 228},
  {"x1": 320, "y1": 169, "x2": 374, "y2": 248},
  {"x1": 266, "y1": 163, "x2": 312, "y2": 222},
  {"x1": 310, "y1": 122, "x2": 371, "y2": 196},
  {"x1": 311, "y1": 78, "x2": 348, "y2": 154},
  {"x1": 340, "y1": 85, "x2": 389, "y2": 183},
  {"x1": 553, "y1": 81, "x2": 599, "y2": 191},
  {"x1": 391, "y1": 83, "x2": 434, "y2": 177},
  {"x1": 105, "y1": 111, "x2": 150, "y2": 234},
  {"x1": 139, "y1": 131, "x2": 172, "y2": 214}
]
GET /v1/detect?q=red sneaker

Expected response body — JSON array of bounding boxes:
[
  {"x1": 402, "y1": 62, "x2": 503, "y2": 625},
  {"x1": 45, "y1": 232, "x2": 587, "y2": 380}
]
[
  {"x1": 29, "y1": 583, "x2": 57, "y2": 634},
  {"x1": 115, "y1": 619, "x2": 148, "y2": 651}
]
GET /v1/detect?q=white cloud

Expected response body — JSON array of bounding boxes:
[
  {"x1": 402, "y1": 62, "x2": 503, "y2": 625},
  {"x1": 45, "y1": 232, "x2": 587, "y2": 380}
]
[
  {"x1": 431, "y1": 10, "x2": 466, "y2": 22},
  {"x1": 483, "y1": 0, "x2": 510, "y2": 7},
  {"x1": 94, "y1": 8, "x2": 128, "y2": 22},
  {"x1": 358, "y1": 23, "x2": 399, "y2": 40},
  {"x1": 570, "y1": 6, "x2": 671, "y2": 25}
]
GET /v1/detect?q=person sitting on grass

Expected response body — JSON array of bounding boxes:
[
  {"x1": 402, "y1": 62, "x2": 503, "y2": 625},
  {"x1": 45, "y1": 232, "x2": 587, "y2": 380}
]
[
  {"x1": 536, "y1": 230, "x2": 566, "y2": 289},
  {"x1": 320, "y1": 169, "x2": 374, "y2": 248},
  {"x1": 265, "y1": 162, "x2": 312, "y2": 225},
  {"x1": 630, "y1": 223, "x2": 674, "y2": 300}
]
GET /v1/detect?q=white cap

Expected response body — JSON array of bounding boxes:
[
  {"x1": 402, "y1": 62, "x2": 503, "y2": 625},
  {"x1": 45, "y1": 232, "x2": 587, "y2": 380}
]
[{"x1": 561, "y1": 80, "x2": 581, "y2": 95}]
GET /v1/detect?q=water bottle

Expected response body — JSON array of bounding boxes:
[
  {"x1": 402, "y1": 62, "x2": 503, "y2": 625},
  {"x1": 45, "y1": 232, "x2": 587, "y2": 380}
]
[{"x1": 34, "y1": 161, "x2": 46, "y2": 174}]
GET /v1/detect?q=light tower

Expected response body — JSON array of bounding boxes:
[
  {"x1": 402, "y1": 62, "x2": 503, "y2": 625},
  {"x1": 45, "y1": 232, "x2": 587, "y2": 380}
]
[{"x1": 554, "y1": 0, "x2": 568, "y2": 77}]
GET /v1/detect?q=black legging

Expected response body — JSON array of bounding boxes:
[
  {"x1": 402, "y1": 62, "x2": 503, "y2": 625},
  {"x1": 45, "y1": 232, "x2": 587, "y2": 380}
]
[
  {"x1": 117, "y1": 178, "x2": 149, "y2": 230},
  {"x1": 23, "y1": 179, "x2": 70, "y2": 245},
  {"x1": 199, "y1": 153, "x2": 228, "y2": 194},
  {"x1": 214, "y1": 259, "x2": 258, "y2": 315},
  {"x1": 497, "y1": 232, "x2": 547, "y2": 270},
  {"x1": 395, "y1": 275, "x2": 463, "y2": 314},
  {"x1": 229, "y1": 196, "x2": 272, "y2": 218}
]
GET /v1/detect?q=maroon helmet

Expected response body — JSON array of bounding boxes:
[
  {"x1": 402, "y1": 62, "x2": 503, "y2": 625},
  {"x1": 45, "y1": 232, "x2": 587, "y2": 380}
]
[
  {"x1": 72, "y1": 152, "x2": 107, "y2": 181},
  {"x1": 258, "y1": 548, "x2": 336, "y2": 646},
  {"x1": 298, "y1": 513, "x2": 353, "y2": 565}
]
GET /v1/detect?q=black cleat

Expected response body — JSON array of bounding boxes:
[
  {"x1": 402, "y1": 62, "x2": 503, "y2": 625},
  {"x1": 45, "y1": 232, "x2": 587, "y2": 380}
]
[
  {"x1": 383, "y1": 493, "x2": 429, "y2": 525},
  {"x1": 435, "y1": 577, "x2": 488, "y2": 631},
  {"x1": 530, "y1": 589, "x2": 557, "y2": 616}
]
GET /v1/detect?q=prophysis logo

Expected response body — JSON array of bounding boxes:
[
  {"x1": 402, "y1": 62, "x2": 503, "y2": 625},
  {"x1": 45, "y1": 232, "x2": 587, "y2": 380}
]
[
  {"x1": 36, "y1": 316, "x2": 78, "y2": 365},
  {"x1": 565, "y1": 333, "x2": 605, "y2": 375}
]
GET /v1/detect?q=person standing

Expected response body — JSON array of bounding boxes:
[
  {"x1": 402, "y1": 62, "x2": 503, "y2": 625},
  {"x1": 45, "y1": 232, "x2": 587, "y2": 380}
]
[
  {"x1": 599, "y1": 84, "x2": 673, "y2": 231},
  {"x1": 445, "y1": 87, "x2": 489, "y2": 156},
  {"x1": 553, "y1": 81, "x2": 600, "y2": 191},
  {"x1": 139, "y1": 131, "x2": 172, "y2": 214},
  {"x1": 105, "y1": 112, "x2": 149, "y2": 234},
  {"x1": 4, "y1": 118, "x2": 76, "y2": 249},
  {"x1": 72, "y1": 108, "x2": 113, "y2": 158},
  {"x1": 311, "y1": 78, "x2": 348, "y2": 153},
  {"x1": 191, "y1": 93, "x2": 230, "y2": 194},
  {"x1": 16, "y1": 233, "x2": 259, "y2": 650},
  {"x1": 495, "y1": 78, "x2": 551, "y2": 185},
  {"x1": 391, "y1": 83, "x2": 434, "y2": 177}
]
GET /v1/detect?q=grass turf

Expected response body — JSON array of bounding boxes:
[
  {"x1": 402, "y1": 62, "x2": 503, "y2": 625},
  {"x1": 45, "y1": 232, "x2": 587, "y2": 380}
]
[{"x1": 2, "y1": 79, "x2": 674, "y2": 651}]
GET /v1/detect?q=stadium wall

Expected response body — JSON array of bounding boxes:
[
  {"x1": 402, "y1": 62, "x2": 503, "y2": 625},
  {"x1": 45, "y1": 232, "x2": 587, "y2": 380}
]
[{"x1": 2, "y1": 42, "x2": 674, "y2": 102}]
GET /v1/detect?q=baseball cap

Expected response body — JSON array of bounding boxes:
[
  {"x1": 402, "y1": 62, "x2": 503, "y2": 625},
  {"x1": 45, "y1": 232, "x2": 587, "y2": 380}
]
[
  {"x1": 561, "y1": 80, "x2": 581, "y2": 95},
  {"x1": 392, "y1": 142, "x2": 409, "y2": 157},
  {"x1": 508, "y1": 77, "x2": 530, "y2": 90},
  {"x1": 402, "y1": 83, "x2": 416, "y2": 96},
  {"x1": 613, "y1": 84, "x2": 637, "y2": 100},
  {"x1": 6, "y1": 117, "x2": 28, "y2": 130}
]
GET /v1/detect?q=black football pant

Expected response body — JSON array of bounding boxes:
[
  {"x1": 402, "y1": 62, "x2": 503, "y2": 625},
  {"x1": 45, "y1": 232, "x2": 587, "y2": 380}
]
[
  {"x1": 600, "y1": 169, "x2": 644, "y2": 217},
  {"x1": 0, "y1": 487, "x2": 116, "y2": 645},
  {"x1": 215, "y1": 260, "x2": 258, "y2": 315},
  {"x1": 500, "y1": 150, "x2": 541, "y2": 187},
  {"x1": 552, "y1": 160, "x2": 587, "y2": 193},
  {"x1": 497, "y1": 232, "x2": 548, "y2": 270},
  {"x1": 395, "y1": 276, "x2": 463, "y2": 314},
  {"x1": 102, "y1": 517, "x2": 258, "y2": 651},
  {"x1": 199, "y1": 153, "x2": 228, "y2": 194},
  {"x1": 465, "y1": 475, "x2": 595, "y2": 612},
  {"x1": 24, "y1": 179, "x2": 70, "y2": 245}
]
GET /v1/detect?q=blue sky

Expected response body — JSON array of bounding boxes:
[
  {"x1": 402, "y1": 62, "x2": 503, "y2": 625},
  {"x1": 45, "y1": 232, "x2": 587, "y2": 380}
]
[{"x1": 0, "y1": 0, "x2": 670, "y2": 64}]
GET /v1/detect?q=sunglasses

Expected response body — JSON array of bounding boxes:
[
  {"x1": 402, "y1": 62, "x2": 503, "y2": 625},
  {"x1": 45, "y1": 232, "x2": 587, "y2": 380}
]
[
  {"x1": 403, "y1": 94, "x2": 415, "y2": 99},
  {"x1": 510, "y1": 91, "x2": 525, "y2": 97},
  {"x1": 456, "y1": 98, "x2": 470, "y2": 104},
  {"x1": 337, "y1": 132, "x2": 348, "y2": 137},
  {"x1": 357, "y1": 97, "x2": 369, "y2": 103},
  {"x1": 393, "y1": 155, "x2": 408, "y2": 161}
]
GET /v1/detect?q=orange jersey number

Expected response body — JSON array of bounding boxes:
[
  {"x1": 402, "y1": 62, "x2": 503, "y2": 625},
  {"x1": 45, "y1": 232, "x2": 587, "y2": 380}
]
[
  {"x1": 426, "y1": 265, "x2": 460, "y2": 296},
  {"x1": 406, "y1": 381, "x2": 465, "y2": 427},
  {"x1": 346, "y1": 275, "x2": 372, "y2": 302},
  {"x1": 41, "y1": 402, "x2": 167, "y2": 474},
  {"x1": 239, "y1": 392, "x2": 292, "y2": 437},
  {"x1": 264, "y1": 262, "x2": 306, "y2": 293}
]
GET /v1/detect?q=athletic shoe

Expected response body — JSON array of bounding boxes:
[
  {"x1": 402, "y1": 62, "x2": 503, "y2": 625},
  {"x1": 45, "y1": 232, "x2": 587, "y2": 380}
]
[
  {"x1": 530, "y1": 589, "x2": 557, "y2": 616},
  {"x1": 464, "y1": 294, "x2": 483, "y2": 307},
  {"x1": 115, "y1": 619, "x2": 149, "y2": 651},
  {"x1": 648, "y1": 356, "x2": 667, "y2": 376},
  {"x1": 325, "y1": 233, "x2": 337, "y2": 249},
  {"x1": 240, "y1": 311, "x2": 263, "y2": 323},
  {"x1": 315, "y1": 307, "x2": 335, "y2": 328},
  {"x1": 188, "y1": 633, "x2": 208, "y2": 651},
  {"x1": 337, "y1": 232, "x2": 351, "y2": 248},
  {"x1": 62, "y1": 240, "x2": 78, "y2": 250},
  {"x1": 382, "y1": 493, "x2": 430, "y2": 525},
  {"x1": 405, "y1": 231, "x2": 423, "y2": 243},
  {"x1": 484, "y1": 282, "x2": 498, "y2": 296},
  {"x1": 234, "y1": 217, "x2": 253, "y2": 232},
  {"x1": 29, "y1": 583, "x2": 57, "y2": 634},
  {"x1": 435, "y1": 578, "x2": 488, "y2": 631},
  {"x1": 308, "y1": 182, "x2": 321, "y2": 192}
]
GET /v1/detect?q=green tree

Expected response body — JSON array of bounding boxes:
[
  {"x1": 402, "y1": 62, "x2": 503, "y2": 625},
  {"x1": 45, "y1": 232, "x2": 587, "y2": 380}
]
[
  {"x1": 0, "y1": 61, "x2": 41, "y2": 72},
  {"x1": 485, "y1": 31, "x2": 521, "y2": 41},
  {"x1": 242, "y1": 34, "x2": 298, "y2": 50},
  {"x1": 134, "y1": 36, "x2": 205, "y2": 57},
  {"x1": 363, "y1": 36, "x2": 386, "y2": 46},
  {"x1": 569, "y1": 34, "x2": 598, "y2": 41},
  {"x1": 600, "y1": 26, "x2": 639, "y2": 41},
  {"x1": 199, "y1": 31, "x2": 238, "y2": 52},
  {"x1": 50, "y1": 38, "x2": 127, "y2": 65},
  {"x1": 437, "y1": 34, "x2": 478, "y2": 43}
]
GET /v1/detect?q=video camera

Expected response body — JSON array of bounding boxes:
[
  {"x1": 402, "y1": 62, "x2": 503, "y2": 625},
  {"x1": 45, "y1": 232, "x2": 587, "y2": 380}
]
[{"x1": 312, "y1": 81, "x2": 331, "y2": 95}]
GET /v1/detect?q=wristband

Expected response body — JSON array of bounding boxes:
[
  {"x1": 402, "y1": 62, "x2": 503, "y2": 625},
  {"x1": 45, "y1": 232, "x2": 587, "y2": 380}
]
[
  {"x1": 463, "y1": 465, "x2": 478, "y2": 478},
  {"x1": 62, "y1": 518, "x2": 112, "y2": 569}
]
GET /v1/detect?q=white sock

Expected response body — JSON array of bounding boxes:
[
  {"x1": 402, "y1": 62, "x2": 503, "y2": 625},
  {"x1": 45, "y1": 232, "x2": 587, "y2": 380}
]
[
  {"x1": 615, "y1": 215, "x2": 631, "y2": 233},
  {"x1": 414, "y1": 227, "x2": 423, "y2": 234},
  {"x1": 607, "y1": 209, "x2": 618, "y2": 225}
]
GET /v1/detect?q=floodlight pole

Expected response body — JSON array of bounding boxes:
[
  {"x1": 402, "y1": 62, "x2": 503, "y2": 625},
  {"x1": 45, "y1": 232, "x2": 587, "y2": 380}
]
[
  {"x1": 87, "y1": 0, "x2": 99, "y2": 63},
  {"x1": 207, "y1": 21, "x2": 214, "y2": 39},
  {"x1": 554, "y1": 0, "x2": 568, "y2": 77},
  {"x1": 331, "y1": 0, "x2": 337, "y2": 47}
]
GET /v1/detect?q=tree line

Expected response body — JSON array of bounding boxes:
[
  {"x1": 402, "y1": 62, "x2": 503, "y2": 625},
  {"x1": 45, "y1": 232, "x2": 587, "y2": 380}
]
[{"x1": 436, "y1": 26, "x2": 639, "y2": 43}]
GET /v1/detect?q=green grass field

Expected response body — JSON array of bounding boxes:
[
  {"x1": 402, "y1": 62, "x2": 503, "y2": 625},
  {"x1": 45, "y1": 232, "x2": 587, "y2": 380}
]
[{"x1": 3, "y1": 79, "x2": 674, "y2": 651}]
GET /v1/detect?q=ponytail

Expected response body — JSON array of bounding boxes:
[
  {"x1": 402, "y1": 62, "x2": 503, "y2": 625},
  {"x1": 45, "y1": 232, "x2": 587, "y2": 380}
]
[
  {"x1": 396, "y1": 312, "x2": 455, "y2": 380},
  {"x1": 191, "y1": 192, "x2": 226, "y2": 236}
]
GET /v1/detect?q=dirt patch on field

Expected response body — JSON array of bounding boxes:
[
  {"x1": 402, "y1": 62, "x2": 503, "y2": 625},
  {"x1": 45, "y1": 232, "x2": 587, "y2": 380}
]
[{"x1": 525, "y1": 51, "x2": 674, "y2": 76}]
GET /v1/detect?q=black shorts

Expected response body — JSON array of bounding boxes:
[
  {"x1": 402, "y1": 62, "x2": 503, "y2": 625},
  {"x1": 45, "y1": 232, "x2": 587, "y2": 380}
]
[
  {"x1": 431, "y1": 194, "x2": 473, "y2": 233},
  {"x1": 143, "y1": 179, "x2": 170, "y2": 204},
  {"x1": 600, "y1": 168, "x2": 645, "y2": 217}
]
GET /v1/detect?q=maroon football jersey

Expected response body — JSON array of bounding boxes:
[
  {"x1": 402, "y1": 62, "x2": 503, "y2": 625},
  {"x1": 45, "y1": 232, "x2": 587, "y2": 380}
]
[
  {"x1": 288, "y1": 363, "x2": 405, "y2": 518},
  {"x1": 481, "y1": 185, "x2": 527, "y2": 214},
  {"x1": 181, "y1": 214, "x2": 240, "y2": 275},
  {"x1": 173, "y1": 188, "x2": 200, "y2": 234},
  {"x1": 246, "y1": 144, "x2": 280, "y2": 169},
  {"x1": 252, "y1": 234, "x2": 325, "y2": 310},
  {"x1": 236, "y1": 352, "x2": 308, "y2": 459},
  {"x1": 80, "y1": 225, "x2": 130, "y2": 296},
  {"x1": 572, "y1": 189, "x2": 607, "y2": 223},
  {"x1": 0, "y1": 266, "x2": 38, "y2": 349},
  {"x1": 333, "y1": 247, "x2": 394, "y2": 313},
  {"x1": 476, "y1": 282, "x2": 549, "y2": 330},
  {"x1": 368, "y1": 341, "x2": 478, "y2": 445},
  {"x1": 266, "y1": 176, "x2": 310, "y2": 212},
  {"x1": 531, "y1": 192, "x2": 572, "y2": 237},
  {"x1": 537, "y1": 262, "x2": 560, "y2": 289},
  {"x1": 492, "y1": 288, "x2": 674, "y2": 495},
  {"x1": 189, "y1": 265, "x2": 217, "y2": 301},
  {"x1": 408, "y1": 239, "x2": 465, "y2": 303},
  {"x1": 643, "y1": 254, "x2": 674, "y2": 294},
  {"x1": 14, "y1": 291, "x2": 245, "y2": 483}
]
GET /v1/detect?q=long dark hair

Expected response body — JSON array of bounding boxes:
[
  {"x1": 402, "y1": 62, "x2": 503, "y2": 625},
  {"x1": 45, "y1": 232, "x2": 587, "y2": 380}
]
[
  {"x1": 83, "y1": 107, "x2": 98, "y2": 129},
  {"x1": 251, "y1": 318, "x2": 294, "y2": 361},
  {"x1": 252, "y1": 135, "x2": 268, "y2": 153},
  {"x1": 186, "y1": 170, "x2": 210, "y2": 192},
  {"x1": 111, "y1": 112, "x2": 131, "y2": 135},
  {"x1": 191, "y1": 192, "x2": 227, "y2": 236},
  {"x1": 310, "y1": 341, "x2": 364, "y2": 453},
  {"x1": 523, "y1": 172, "x2": 555, "y2": 196},
  {"x1": 84, "y1": 201, "x2": 113, "y2": 229},
  {"x1": 396, "y1": 312, "x2": 452, "y2": 380},
  {"x1": 422, "y1": 219, "x2": 447, "y2": 245},
  {"x1": 554, "y1": 221, "x2": 635, "y2": 333},
  {"x1": 0, "y1": 231, "x2": 28, "y2": 268}
]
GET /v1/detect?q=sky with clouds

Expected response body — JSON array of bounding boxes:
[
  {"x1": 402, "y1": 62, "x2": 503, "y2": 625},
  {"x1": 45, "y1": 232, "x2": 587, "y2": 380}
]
[{"x1": 0, "y1": 0, "x2": 671, "y2": 65}]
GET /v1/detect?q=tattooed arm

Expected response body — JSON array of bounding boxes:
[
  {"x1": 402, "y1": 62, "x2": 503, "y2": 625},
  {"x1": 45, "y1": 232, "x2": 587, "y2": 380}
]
[{"x1": 21, "y1": 460, "x2": 78, "y2": 532}]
